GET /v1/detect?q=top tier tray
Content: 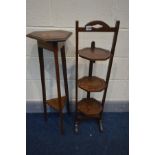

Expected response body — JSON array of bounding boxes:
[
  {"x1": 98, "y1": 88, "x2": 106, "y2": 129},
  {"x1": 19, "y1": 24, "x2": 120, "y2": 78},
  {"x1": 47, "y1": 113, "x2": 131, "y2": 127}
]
[{"x1": 78, "y1": 47, "x2": 112, "y2": 61}]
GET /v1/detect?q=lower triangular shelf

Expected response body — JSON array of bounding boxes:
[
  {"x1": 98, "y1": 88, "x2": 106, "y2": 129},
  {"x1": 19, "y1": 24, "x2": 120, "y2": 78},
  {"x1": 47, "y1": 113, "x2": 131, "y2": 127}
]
[
  {"x1": 78, "y1": 98, "x2": 102, "y2": 115},
  {"x1": 47, "y1": 96, "x2": 66, "y2": 111}
]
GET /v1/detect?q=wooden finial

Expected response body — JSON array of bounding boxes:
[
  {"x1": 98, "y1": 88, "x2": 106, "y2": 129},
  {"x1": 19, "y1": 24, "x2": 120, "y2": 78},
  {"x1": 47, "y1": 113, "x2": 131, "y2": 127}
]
[{"x1": 91, "y1": 41, "x2": 95, "y2": 49}]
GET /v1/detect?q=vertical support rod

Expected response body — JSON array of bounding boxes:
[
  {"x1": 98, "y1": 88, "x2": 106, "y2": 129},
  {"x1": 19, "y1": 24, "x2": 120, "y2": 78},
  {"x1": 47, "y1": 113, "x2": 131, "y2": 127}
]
[
  {"x1": 61, "y1": 45, "x2": 70, "y2": 114},
  {"x1": 87, "y1": 41, "x2": 95, "y2": 99},
  {"x1": 53, "y1": 43, "x2": 64, "y2": 134},
  {"x1": 75, "y1": 21, "x2": 79, "y2": 127},
  {"x1": 38, "y1": 47, "x2": 47, "y2": 121},
  {"x1": 101, "y1": 21, "x2": 120, "y2": 116}
]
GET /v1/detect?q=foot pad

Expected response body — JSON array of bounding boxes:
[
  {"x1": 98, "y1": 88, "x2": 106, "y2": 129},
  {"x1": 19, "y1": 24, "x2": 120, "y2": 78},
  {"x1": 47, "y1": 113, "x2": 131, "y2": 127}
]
[
  {"x1": 99, "y1": 120, "x2": 103, "y2": 132},
  {"x1": 75, "y1": 122, "x2": 79, "y2": 133}
]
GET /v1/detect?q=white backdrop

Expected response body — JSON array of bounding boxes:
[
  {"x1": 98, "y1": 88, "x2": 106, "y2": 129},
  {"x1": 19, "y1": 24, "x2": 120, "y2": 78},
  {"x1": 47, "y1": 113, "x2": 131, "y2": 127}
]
[{"x1": 26, "y1": 0, "x2": 129, "y2": 104}]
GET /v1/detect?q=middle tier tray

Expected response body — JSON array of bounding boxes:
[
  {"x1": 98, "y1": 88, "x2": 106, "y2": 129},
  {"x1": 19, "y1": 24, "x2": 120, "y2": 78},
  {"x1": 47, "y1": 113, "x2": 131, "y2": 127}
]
[{"x1": 78, "y1": 76, "x2": 107, "y2": 92}]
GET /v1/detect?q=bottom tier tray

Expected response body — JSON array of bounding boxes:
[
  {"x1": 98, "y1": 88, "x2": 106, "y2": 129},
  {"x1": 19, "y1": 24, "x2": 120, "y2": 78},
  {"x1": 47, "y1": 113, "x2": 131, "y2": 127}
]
[
  {"x1": 47, "y1": 96, "x2": 66, "y2": 111},
  {"x1": 77, "y1": 98, "x2": 102, "y2": 115}
]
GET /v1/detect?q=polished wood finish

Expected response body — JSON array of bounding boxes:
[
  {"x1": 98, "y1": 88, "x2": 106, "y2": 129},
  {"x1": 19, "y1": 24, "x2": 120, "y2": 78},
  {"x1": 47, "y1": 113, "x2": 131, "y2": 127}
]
[
  {"x1": 61, "y1": 46, "x2": 70, "y2": 113},
  {"x1": 101, "y1": 21, "x2": 120, "y2": 115},
  {"x1": 87, "y1": 42, "x2": 95, "y2": 98},
  {"x1": 53, "y1": 44, "x2": 64, "y2": 134},
  {"x1": 78, "y1": 98, "x2": 102, "y2": 115},
  {"x1": 78, "y1": 20, "x2": 116, "y2": 32},
  {"x1": 26, "y1": 30, "x2": 72, "y2": 42},
  {"x1": 37, "y1": 40, "x2": 54, "y2": 51},
  {"x1": 78, "y1": 76, "x2": 106, "y2": 92},
  {"x1": 47, "y1": 96, "x2": 66, "y2": 111},
  {"x1": 87, "y1": 60, "x2": 94, "y2": 98},
  {"x1": 78, "y1": 47, "x2": 112, "y2": 61},
  {"x1": 27, "y1": 30, "x2": 72, "y2": 134},
  {"x1": 75, "y1": 21, "x2": 79, "y2": 117},
  {"x1": 75, "y1": 20, "x2": 120, "y2": 133},
  {"x1": 85, "y1": 20, "x2": 110, "y2": 30},
  {"x1": 38, "y1": 47, "x2": 47, "y2": 121}
]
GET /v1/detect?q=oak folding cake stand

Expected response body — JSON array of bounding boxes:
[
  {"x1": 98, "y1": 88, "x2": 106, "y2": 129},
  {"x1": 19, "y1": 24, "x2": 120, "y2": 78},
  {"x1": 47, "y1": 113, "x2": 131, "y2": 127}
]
[
  {"x1": 27, "y1": 30, "x2": 72, "y2": 134},
  {"x1": 74, "y1": 20, "x2": 120, "y2": 133}
]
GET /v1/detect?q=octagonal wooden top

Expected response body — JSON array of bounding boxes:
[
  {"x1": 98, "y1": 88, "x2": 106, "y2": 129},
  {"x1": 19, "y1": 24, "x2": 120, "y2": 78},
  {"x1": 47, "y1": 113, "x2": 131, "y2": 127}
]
[
  {"x1": 78, "y1": 76, "x2": 107, "y2": 92},
  {"x1": 26, "y1": 30, "x2": 72, "y2": 42},
  {"x1": 78, "y1": 47, "x2": 112, "y2": 61},
  {"x1": 78, "y1": 98, "x2": 102, "y2": 115}
]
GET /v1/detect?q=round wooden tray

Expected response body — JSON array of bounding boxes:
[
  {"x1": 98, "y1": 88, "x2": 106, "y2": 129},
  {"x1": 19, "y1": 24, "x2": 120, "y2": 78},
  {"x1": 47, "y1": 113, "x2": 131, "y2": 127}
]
[
  {"x1": 78, "y1": 98, "x2": 102, "y2": 115},
  {"x1": 78, "y1": 76, "x2": 106, "y2": 92},
  {"x1": 78, "y1": 47, "x2": 112, "y2": 61}
]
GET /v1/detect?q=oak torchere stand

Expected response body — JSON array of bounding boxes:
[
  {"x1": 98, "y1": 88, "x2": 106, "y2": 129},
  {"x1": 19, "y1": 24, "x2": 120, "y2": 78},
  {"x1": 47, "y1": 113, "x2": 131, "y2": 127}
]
[
  {"x1": 75, "y1": 20, "x2": 120, "y2": 133},
  {"x1": 27, "y1": 30, "x2": 72, "y2": 134}
]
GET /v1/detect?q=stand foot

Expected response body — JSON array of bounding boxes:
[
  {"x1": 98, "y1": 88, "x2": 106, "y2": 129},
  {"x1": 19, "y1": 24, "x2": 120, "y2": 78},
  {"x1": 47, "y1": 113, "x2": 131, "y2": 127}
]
[
  {"x1": 75, "y1": 122, "x2": 79, "y2": 133},
  {"x1": 99, "y1": 119, "x2": 103, "y2": 132}
]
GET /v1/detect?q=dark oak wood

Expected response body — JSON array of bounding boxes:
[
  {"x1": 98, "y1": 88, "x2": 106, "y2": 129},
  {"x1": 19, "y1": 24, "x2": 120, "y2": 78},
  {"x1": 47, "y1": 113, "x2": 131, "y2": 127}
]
[
  {"x1": 88, "y1": 60, "x2": 94, "y2": 78},
  {"x1": 37, "y1": 40, "x2": 54, "y2": 51},
  {"x1": 78, "y1": 98, "x2": 102, "y2": 115},
  {"x1": 85, "y1": 20, "x2": 110, "y2": 28},
  {"x1": 90, "y1": 41, "x2": 95, "y2": 49},
  {"x1": 77, "y1": 20, "x2": 117, "y2": 32},
  {"x1": 27, "y1": 30, "x2": 72, "y2": 134},
  {"x1": 78, "y1": 27, "x2": 116, "y2": 32},
  {"x1": 61, "y1": 46, "x2": 70, "y2": 113},
  {"x1": 38, "y1": 47, "x2": 47, "y2": 121},
  {"x1": 78, "y1": 47, "x2": 112, "y2": 61},
  {"x1": 75, "y1": 20, "x2": 120, "y2": 133},
  {"x1": 85, "y1": 20, "x2": 110, "y2": 31},
  {"x1": 100, "y1": 21, "x2": 120, "y2": 116},
  {"x1": 78, "y1": 76, "x2": 106, "y2": 92},
  {"x1": 75, "y1": 21, "x2": 79, "y2": 118},
  {"x1": 53, "y1": 43, "x2": 64, "y2": 134},
  {"x1": 47, "y1": 96, "x2": 66, "y2": 111},
  {"x1": 87, "y1": 41, "x2": 95, "y2": 98},
  {"x1": 87, "y1": 60, "x2": 93, "y2": 98},
  {"x1": 27, "y1": 30, "x2": 72, "y2": 42}
]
